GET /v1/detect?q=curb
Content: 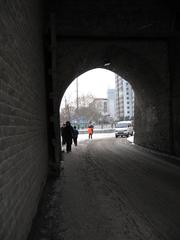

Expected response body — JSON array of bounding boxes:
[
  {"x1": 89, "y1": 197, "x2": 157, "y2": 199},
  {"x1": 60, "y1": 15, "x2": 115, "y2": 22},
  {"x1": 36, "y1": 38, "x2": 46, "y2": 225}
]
[{"x1": 132, "y1": 143, "x2": 180, "y2": 167}]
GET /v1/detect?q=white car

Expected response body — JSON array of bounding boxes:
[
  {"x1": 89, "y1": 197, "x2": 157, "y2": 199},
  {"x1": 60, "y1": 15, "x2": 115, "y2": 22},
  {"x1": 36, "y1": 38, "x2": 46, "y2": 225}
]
[{"x1": 115, "y1": 121, "x2": 133, "y2": 138}]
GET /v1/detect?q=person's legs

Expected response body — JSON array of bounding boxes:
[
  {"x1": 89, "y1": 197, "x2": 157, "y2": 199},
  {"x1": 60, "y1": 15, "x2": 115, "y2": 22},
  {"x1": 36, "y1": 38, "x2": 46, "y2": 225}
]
[
  {"x1": 66, "y1": 143, "x2": 69, "y2": 152},
  {"x1": 74, "y1": 138, "x2": 77, "y2": 146},
  {"x1": 66, "y1": 141, "x2": 71, "y2": 152}
]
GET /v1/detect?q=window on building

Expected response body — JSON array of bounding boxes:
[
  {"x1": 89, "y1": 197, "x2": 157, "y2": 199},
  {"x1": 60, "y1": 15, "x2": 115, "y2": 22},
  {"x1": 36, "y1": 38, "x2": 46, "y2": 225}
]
[{"x1": 104, "y1": 102, "x2": 107, "y2": 112}]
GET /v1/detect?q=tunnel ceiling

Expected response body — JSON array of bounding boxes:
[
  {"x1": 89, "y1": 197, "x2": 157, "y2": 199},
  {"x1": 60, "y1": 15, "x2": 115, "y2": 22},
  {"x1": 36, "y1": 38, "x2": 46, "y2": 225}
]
[
  {"x1": 45, "y1": 0, "x2": 180, "y2": 102},
  {"x1": 43, "y1": 0, "x2": 180, "y2": 155},
  {"x1": 53, "y1": 0, "x2": 179, "y2": 38}
]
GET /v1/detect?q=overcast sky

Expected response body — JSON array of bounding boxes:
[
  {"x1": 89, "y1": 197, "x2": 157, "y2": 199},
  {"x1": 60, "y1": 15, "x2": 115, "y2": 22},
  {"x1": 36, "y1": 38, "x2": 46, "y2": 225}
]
[{"x1": 60, "y1": 68, "x2": 116, "y2": 108}]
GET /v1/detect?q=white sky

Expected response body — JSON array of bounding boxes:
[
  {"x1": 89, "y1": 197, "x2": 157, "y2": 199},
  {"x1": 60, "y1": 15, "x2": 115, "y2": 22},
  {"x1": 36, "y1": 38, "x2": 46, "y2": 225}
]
[{"x1": 60, "y1": 68, "x2": 115, "y2": 108}]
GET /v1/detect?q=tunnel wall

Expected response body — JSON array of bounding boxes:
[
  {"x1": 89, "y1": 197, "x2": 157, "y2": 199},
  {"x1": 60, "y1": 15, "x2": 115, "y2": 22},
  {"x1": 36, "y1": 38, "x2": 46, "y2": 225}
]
[
  {"x1": 171, "y1": 37, "x2": 180, "y2": 156},
  {"x1": 0, "y1": 1, "x2": 48, "y2": 240}
]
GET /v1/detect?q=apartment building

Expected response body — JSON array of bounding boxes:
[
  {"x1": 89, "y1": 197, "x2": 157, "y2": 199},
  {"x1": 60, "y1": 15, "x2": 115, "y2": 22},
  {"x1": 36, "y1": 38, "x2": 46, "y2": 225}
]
[
  {"x1": 107, "y1": 89, "x2": 116, "y2": 119},
  {"x1": 115, "y1": 74, "x2": 134, "y2": 121}
]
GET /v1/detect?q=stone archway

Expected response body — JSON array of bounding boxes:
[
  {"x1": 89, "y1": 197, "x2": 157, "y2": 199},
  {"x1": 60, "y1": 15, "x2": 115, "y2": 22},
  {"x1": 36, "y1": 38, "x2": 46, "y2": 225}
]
[{"x1": 53, "y1": 38, "x2": 171, "y2": 161}]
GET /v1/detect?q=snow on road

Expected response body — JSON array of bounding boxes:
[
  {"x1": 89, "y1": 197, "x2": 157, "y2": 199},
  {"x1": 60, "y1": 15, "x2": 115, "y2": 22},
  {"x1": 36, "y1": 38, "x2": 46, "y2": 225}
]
[
  {"x1": 29, "y1": 137, "x2": 180, "y2": 240},
  {"x1": 78, "y1": 132, "x2": 115, "y2": 142},
  {"x1": 78, "y1": 132, "x2": 134, "y2": 143}
]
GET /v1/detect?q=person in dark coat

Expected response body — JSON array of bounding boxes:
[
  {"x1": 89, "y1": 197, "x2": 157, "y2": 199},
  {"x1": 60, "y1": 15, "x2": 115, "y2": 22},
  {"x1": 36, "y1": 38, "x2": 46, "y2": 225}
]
[
  {"x1": 64, "y1": 121, "x2": 74, "y2": 152},
  {"x1": 73, "y1": 126, "x2": 79, "y2": 146}
]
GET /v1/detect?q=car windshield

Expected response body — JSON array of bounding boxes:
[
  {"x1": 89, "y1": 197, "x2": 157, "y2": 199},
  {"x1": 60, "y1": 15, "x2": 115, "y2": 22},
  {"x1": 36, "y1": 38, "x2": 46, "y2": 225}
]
[{"x1": 116, "y1": 123, "x2": 129, "y2": 128}]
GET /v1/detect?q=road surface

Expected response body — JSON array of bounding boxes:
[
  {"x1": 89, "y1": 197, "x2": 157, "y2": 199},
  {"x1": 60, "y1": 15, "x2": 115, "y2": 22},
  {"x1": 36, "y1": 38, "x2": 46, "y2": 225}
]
[{"x1": 28, "y1": 137, "x2": 180, "y2": 240}]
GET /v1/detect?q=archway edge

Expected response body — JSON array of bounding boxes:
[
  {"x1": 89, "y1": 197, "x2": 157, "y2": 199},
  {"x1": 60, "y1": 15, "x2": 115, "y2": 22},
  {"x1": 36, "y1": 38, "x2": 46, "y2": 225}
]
[
  {"x1": 56, "y1": 39, "x2": 169, "y2": 104},
  {"x1": 57, "y1": 39, "x2": 171, "y2": 154}
]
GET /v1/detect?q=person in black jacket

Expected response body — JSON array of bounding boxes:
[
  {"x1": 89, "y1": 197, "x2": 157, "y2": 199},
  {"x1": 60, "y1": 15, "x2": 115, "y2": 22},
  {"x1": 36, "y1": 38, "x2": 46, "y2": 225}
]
[
  {"x1": 63, "y1": 121, "x2": 74, "y2": 152},
  {"x1": 73, "y1": 126, "x2": 79, "y2": 146}
]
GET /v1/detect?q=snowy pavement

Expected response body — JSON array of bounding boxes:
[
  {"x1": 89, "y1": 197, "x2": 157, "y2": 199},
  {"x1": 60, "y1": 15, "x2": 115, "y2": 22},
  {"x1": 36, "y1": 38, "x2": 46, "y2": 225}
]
[
  {"x1": 28, "y1": 137, "x2": 180, "y2": 240},
  {"x1": 78, "y1": 132, "x2": 134, "y2": 143},
  {"x1": 78, "y1": 132, "x2": 115, "y2": 142}
]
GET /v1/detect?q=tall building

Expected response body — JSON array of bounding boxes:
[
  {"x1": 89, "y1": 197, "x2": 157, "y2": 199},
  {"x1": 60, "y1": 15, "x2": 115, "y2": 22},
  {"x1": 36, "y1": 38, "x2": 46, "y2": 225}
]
[
  {"x1": 115, "y1": 74, "x2": 134, "y2": 121},
  {"x1": 107, "y1": 89, "x2": 116, "y2": 119}
]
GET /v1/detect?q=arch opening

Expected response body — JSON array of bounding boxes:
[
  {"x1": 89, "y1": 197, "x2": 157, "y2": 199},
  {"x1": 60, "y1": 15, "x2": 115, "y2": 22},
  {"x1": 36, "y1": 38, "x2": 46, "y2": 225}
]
[
  {"x1": 55, "y1": 39, "x2": 172, "y2": 159},
  {"x1": 59, "y1": 68, "x2": 135, "y2": 148}
]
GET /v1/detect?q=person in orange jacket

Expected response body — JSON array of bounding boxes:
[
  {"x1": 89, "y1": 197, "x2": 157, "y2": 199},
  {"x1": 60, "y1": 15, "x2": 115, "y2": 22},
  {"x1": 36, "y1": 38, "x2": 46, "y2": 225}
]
[{"x1": 88, "y1": 125, "x2": 93, "y2": 139}]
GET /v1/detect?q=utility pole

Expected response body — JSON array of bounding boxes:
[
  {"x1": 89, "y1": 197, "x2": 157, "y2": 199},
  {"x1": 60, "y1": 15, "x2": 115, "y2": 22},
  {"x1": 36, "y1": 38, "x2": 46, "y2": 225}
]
[
  {"x1": 76, "y1": 78, "x2": 79, "y2": 128},
  {"x1": 64, "y1": 96, "x2": 67, "y2": 120},
  {"x1": 76, "y1": 77, "x2": 79, "y2": 110}
]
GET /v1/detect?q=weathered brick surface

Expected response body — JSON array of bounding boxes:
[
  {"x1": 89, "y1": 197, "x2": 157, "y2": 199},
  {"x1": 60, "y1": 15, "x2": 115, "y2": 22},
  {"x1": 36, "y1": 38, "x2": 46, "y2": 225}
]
[
  {"x1": 171, "y1": 37, "x2": 180, "y2": 156},
  {"x1": 0, "y1": 1, "x2": 48, "y2": 240}
]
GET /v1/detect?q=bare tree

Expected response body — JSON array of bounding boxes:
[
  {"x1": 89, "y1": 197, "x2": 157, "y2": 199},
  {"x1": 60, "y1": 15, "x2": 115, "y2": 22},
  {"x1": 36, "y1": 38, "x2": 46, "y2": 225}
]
[{"x1": 60, "y1": 94, "x2": 103, "y2": 127}]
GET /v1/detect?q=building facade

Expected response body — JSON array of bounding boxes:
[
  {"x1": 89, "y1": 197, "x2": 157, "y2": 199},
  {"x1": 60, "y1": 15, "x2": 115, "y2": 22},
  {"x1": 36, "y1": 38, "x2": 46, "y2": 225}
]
[
  {"x1": 107, "y1": 88, "x2": 116, "y2": 119},
  {"x1": 115, "y1": 74, "x2": 134, "y2": 121},
  {"x1": 92, "y1": 98, "x2": 108, "y2": 116}
]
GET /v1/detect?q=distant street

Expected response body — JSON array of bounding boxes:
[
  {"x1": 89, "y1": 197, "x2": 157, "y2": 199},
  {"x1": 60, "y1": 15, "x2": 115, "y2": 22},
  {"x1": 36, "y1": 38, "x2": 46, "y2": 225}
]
[
  {"x1": 78, "y1": 132, "x2": 116, "y2": 142},
  {"x1": 29, "y1": 137, "x2": 180, "y2": 240}
]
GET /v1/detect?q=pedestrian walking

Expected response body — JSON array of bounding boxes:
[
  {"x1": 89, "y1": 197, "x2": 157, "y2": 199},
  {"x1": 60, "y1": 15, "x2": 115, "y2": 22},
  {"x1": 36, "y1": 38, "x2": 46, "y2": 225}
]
[
  {"x1": 88, "y1": 125, "x2": 93, "y2": 139},
  {"x1": 73, "y1": 126, "x2": 79, "y2": 146},
  {"x1": 63, "y1": 121, "x2": 74, "y2": 152}
]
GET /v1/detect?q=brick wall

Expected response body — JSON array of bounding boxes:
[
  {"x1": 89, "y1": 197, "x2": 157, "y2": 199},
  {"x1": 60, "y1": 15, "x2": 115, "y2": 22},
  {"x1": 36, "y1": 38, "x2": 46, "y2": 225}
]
[
  {"x1": 0, "y1": 1, "x2": 48, "y2": 240},
  {"x1": 171, "y1": 37, "x2": 180, "y2": 156}
]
